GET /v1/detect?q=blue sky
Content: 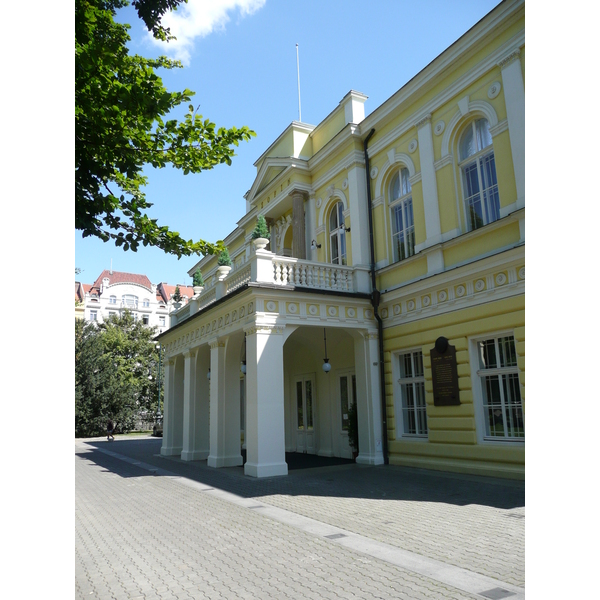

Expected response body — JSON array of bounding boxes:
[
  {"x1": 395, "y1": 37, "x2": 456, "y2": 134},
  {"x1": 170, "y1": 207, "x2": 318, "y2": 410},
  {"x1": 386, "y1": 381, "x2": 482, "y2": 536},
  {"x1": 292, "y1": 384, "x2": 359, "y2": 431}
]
[{"x1": 74, "y1": 0, "x2": 502, "y2": 286}]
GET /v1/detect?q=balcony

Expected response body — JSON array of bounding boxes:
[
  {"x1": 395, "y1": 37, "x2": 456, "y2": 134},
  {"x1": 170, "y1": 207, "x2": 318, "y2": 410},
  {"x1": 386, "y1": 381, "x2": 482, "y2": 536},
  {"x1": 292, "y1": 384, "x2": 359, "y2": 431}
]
[{"x1": 170, "y1": 247, "x2": 369, "y2": 326}]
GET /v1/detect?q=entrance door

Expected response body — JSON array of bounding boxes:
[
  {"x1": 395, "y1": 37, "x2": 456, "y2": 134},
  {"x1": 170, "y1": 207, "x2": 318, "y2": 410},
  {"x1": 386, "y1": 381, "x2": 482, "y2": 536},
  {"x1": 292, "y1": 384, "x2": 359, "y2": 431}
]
[
  {"x1": 295, "y1": 375, "x2": 315, "y2": 454},
  {"x1": 338, "y1": 371, "x2": 356, "y2": 459}
]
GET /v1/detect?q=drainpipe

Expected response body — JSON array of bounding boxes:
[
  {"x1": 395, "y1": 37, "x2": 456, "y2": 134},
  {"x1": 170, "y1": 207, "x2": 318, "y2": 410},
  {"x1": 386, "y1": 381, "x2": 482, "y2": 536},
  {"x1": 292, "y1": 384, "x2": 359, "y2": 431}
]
[{"x1": 363, "y1": 128, "x2": 389, "y2": 465}]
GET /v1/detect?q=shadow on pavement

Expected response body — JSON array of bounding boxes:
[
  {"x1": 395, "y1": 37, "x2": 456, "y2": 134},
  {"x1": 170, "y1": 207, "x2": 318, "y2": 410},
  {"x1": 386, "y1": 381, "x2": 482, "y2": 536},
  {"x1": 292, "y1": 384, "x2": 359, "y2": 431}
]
[{"x1": 77, "y1": 437, "x2": 524, "y2": 510}]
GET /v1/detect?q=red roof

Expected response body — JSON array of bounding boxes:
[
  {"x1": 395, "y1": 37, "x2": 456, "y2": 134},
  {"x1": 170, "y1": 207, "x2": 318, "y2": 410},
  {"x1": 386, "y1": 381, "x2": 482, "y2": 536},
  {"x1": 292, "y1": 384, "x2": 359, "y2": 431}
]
[
  {"x1": 157, "y1": 283, "x2": 195, "y2": 303},
  {"x1": 90, "y1": 270, "x2": 153, "y2": 293}
]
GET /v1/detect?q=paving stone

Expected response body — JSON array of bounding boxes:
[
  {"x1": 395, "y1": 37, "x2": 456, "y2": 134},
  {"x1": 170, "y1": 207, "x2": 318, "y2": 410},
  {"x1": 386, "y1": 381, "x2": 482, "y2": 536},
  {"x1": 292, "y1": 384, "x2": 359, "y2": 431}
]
[{"x1": 76, "y1": 438, "x2": 523, "y2": 599}]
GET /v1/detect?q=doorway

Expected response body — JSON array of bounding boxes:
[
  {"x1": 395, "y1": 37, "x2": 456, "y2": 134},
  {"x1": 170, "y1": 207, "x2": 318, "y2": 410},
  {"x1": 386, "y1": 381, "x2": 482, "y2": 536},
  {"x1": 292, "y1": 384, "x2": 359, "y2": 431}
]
[
  {"x1": 338, "y1": 371, "x2": 356, "y2": 459},
  {"x1": 295, "y1": 374, "x2": 316, "y2": 454}
]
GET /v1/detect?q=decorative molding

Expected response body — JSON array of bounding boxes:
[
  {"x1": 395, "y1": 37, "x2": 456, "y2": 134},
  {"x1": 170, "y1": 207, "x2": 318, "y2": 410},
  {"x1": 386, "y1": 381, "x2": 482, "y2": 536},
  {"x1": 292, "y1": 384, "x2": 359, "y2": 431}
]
[
  {"x1": 489, "y1": 118, "x2": 509, "y2": 138},
  {"x1": 487, "y1": 81, "x2": 502, "y2": 99},
  {"x1": 370, "y1": 166, "x2": 379, "y2": 179},
  {"x1": 433, "y1": 120, "x2": 445, "y2": 136},
  {"x1": 408, "y1": 139, "x2": 418, "y2": 154},
  {"x1": 342, "y1": 178, "x2": 348, "y2": 190},
  {"x1": 316, "y1": 197, "x2": 322, "y2": 208}
]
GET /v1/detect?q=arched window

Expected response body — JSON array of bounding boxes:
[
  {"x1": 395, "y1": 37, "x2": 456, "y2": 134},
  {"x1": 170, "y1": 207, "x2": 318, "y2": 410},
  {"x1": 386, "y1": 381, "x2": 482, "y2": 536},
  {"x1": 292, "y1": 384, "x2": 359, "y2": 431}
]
[
  {"x1": 329, "y1": 201, "x2": 347, "y2": 265},
  {"x1": 109, "y1": 295, "x2": 117, "y2": 304},
  {"x1": 122, "y1": 294, "x2": 138, "y2": 309},
  {"x1": 142, "y1": 298, "x2": 150, "y2": 307},
  {"x1": 390, "y1": 168, "x2": 415, "y2": 262},
  {"x1": 459, "y1": 118, "x2": 499, "y2": 231}
]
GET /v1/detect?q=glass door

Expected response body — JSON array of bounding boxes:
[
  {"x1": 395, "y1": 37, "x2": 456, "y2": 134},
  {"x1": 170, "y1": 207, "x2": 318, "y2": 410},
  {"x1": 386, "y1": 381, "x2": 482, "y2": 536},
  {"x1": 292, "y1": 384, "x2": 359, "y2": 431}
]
[
  {"x1": 295, "y1": 375, "x2": 315, "y2": 454},
  {"x1": 339, "y1": 372, "x2": 356, "y2": 459}
]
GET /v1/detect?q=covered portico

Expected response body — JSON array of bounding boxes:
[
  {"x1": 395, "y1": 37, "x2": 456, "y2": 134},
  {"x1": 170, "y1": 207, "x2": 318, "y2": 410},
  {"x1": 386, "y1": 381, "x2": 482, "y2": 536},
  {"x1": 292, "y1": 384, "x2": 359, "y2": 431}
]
[{"x1": 158, "y1": 281, "x2": 385, "y2": 477}]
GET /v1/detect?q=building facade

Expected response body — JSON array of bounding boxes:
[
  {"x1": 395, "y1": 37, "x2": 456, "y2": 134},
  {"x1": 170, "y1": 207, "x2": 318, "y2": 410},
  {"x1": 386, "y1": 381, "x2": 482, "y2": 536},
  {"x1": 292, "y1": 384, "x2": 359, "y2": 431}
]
[
  {"x1": 76, "y1": 270, "x2": 194, "y2": 335},
  {"x1": 157, "y1": 0, "x2": 525, "y2": 479}
]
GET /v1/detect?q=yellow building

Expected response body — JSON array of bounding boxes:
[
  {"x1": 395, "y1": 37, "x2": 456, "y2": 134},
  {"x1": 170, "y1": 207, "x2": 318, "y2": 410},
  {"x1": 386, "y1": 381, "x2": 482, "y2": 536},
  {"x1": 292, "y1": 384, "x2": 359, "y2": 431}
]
[{"x1": 157, "y1": 0, "x2": 525, "y2": 479}]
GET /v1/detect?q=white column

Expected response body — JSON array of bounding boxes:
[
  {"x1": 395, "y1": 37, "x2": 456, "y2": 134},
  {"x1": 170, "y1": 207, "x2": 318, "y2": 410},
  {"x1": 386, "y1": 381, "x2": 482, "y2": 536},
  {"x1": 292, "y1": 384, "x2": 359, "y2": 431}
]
[
  {"x1": 181, "y1": 348, "x2": 201, "y2": 461},
  {"x1": 291, "y1": 190, "x2": 306, "y2": 259},
  {"x1": 306, "y1": 194, "x2": 317, "y2": 261},
  {"x1": 347, "y1": 163, "x2": 371, "y2": 293},
  {"x1": 244, "y1": 325, "x2": 288, "y2": 477},
  {"x1": 161, "y1": 358, "x2": 183, "y2": 456},
  {"x1": 499, "y1": 50, "x2": 525, "y2": 210},
  {"x1": 207, "y1": 338, "x2": 243, "y2": 468},
  {"x1": 354, "y1": 331, "x2": 384, "y2": 465},
  {"x1": 160, "y1": 359, "x2": 175, "y2": 455}
]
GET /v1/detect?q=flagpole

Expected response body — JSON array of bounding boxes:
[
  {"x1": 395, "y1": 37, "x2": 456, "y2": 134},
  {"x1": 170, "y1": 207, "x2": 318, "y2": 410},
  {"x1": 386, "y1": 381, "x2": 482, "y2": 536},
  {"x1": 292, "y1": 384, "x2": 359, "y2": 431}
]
[{"x1": 296, "y1": 43, "x2": 301, "y2": 122}]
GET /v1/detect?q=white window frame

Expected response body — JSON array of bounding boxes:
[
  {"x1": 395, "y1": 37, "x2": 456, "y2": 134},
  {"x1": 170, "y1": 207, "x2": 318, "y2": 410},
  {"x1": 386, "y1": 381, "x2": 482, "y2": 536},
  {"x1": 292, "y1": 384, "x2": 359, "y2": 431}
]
[
  {"x1": 389, "y1": 168, "x2": 415, "y2": 262},
  {"x1": 458, "y1": 118, "x2": 500, "y2": 232},
  {"x1": 469, "y1": 331, "x2": 524, "y2": 444},
  {"x1": 89, "y1": 309, "x2": 98, "y2": 322},
  {"x1": 392, "y1": 348, "x2": 428, "y2": 439},
  {"x1": 109, "y1": 295, "x2": 117, "y2": 305},
  {"x1": 159, "y1": 316, "x2": 166, "y2": 327},
  {"x1": 329, "y1": 201, "x2": 347, "y2": 265}
]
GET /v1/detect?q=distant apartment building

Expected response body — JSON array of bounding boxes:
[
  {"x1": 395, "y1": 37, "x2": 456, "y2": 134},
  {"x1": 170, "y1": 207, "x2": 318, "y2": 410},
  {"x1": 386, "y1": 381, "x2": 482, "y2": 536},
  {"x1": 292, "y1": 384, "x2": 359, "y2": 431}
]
[{"x1": 75, "y1": 270, "x2": 194, "y2": 334}]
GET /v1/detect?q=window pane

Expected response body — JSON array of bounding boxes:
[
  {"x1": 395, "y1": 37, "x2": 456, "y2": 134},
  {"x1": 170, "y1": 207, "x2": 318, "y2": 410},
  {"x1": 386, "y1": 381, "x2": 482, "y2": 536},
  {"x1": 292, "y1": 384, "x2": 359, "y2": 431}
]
[
  {"x1": 331, "y1": 234, "x2": 339, "y2": 264},
  {"x1": 498, "y1": 336, "x2": 517, "y2": 368},
  {"x1": 296, "y1": 381, "x2": 303, "y2": 430},
  {"x1": 475, "y1": 119, "x2": 492, "y2": 151},
  {"x1": 305, "y1": 380, "x2": 313, "y2": 430},
  {"x1": 340, "y1": 231, "x2": 347, "y2": 265},
  {"x1": 483, "y1": 375, "x2": 504, "y2": 437},
  {"x1": 340, "y1": 377, "x2": 349, "y2": 431},
  {"x1": 391, "y1": 173, "x2": 400, "y2": 201},
  {"x1": 401, "y1": 168, "x2": 411, "y2": 195},
  {"x1": 460, "y1": 124, "x2": 475, "y2": 160},
  {"x1": 479, "y1": 339, "x2": 498, "y2": 369}
]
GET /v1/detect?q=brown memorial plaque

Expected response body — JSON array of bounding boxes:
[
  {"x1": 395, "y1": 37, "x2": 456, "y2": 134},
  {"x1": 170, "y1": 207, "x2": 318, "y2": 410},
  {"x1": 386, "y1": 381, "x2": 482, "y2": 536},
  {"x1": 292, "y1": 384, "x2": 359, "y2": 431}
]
[{"x1": 430, "y1": 336, "x2": 460, "y2": 406}]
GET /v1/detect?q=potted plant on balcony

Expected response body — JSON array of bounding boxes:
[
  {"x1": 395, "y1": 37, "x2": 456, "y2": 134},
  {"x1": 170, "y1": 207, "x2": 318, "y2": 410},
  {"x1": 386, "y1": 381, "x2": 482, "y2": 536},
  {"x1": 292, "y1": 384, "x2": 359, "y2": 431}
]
[
  {"x1": 347, "y1": 401, "x2": 359, "y2": 461},
  {"x1": 172, "y1": 285, "x2": 183, "y2": 309},
  {"x1": 192, "y1": 270, "x2": 204, "y2": 295},
  {"x1": 251, "y1": 215, "x2": 270, "y2": 251},
  {"x1": 217, "y1": 248, "x2": 232, "y2": 279}
]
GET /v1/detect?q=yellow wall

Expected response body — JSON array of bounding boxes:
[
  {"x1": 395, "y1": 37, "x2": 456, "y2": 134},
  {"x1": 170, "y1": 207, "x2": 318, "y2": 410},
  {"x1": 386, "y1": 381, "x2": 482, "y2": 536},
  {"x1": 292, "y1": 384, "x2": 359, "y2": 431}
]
[{"x1": 383, "y1": 295, "x2": 525, "y2": 479}]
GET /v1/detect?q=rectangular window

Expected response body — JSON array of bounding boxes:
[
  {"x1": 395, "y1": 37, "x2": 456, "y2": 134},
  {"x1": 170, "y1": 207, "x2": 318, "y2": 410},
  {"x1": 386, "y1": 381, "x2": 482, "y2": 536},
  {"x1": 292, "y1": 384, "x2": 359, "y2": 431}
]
[
  {"x1": 89, "y1": 310, "x2": 98, "y2": 321},
  {"x1": 159, "y1": 316, "x2": 165, "y2": 326},
  {"x1": 142, "y1": 315, "x2": 149, "y2": 325},
  {"x1": 475, "y1": 335, "x2": 524, "y2": 441},
  {"x1": 397, "y1": 350, "x2": 427, "y2": 437}
]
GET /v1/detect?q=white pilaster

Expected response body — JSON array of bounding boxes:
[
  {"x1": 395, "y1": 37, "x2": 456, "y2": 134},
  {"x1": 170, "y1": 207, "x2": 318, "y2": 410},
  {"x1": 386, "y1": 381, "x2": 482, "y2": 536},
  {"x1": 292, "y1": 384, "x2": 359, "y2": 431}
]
[
  {"x1": 354, "y1": 331, "x2": 384, "y2": 465},
  {"x1": 346, "y1": 163, "x2": 371, "y2": 293},
  {"x1": 416, "y1": 115, "x2": 443, "y2": 254},
  {"x1": 499, "y1": 50, "x2": 525, "y2": 210},
  {"x1": 244, "y1": 325, "x2": 288, "y2": 477}
]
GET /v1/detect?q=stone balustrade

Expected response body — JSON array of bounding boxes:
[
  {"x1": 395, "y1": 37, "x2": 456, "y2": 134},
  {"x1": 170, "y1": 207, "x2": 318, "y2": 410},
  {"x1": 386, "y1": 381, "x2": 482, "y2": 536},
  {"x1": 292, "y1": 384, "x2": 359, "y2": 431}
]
[{"x1": 170, "y1": 247, "x2": 366, "y2": 326}]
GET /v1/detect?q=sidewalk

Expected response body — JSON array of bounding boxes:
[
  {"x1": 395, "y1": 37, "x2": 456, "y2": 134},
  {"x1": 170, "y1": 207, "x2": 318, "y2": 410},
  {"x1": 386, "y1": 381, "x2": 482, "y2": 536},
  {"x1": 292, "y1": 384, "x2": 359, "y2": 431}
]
[{"x1": 76, "y1": 436, "x2": 524, "y2": 600}]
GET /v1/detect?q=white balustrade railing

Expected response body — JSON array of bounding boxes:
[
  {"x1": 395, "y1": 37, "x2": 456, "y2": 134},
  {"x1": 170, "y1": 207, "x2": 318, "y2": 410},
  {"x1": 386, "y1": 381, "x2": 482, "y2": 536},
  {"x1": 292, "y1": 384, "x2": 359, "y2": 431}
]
[
  {"x1": 173, "y1": 250, "x2": 358, "y2": 325},
  {"x1": 272, "y1": 256, "x2": 354, "y2": 292}
]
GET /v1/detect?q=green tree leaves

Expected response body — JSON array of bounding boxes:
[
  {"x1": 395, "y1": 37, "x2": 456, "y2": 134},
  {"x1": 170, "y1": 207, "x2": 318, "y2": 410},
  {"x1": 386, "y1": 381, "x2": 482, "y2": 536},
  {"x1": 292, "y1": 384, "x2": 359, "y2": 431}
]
[
  {"x1": 75, "y1": 312, "x2": 162, "y2": 437},
  {"x1": 76, "y1": 0, "x2": 255, "y2": 257}
]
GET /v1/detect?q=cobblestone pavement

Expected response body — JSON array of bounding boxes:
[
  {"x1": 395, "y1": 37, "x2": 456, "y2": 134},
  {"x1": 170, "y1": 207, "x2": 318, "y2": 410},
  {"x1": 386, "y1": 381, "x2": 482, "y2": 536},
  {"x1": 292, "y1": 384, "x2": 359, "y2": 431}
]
[{"x1": 76, "y1": 437, "x2": 524, "y2": 600}]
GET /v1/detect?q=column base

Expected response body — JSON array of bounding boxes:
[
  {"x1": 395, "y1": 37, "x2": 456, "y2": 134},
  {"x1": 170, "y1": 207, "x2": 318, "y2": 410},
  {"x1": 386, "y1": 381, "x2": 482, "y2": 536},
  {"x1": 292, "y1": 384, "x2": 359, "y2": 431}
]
[
  {"x1": 207, "y1": 454, "x2": 243, "y2": 468},
  {"x1": 356, "y1": 452, "x2": 384, "y2": 465},
  {"x1": 160, "y1": 446, "x2": 182, "y2": 456},
  {"x1": 181, "y1": 450, "x2": 209, "y2": 461},
  {"x1": 244, "y1": 461, "x2": 288, "y2": 478}
]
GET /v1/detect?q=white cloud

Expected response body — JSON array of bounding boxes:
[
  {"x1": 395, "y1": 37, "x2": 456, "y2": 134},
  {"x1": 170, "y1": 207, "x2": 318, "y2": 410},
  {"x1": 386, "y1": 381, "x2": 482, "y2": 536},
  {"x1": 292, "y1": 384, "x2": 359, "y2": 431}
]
[{"x1": 150, "y1": 0, "x2": 266, "y2": 65}]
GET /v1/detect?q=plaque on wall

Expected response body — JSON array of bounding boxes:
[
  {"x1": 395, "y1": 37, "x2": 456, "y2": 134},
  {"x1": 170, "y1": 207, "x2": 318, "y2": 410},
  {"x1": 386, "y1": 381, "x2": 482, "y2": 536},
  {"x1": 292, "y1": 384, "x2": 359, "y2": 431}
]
[{"x1": 430, "y1": 336, "x2": 460, "y2": 406}]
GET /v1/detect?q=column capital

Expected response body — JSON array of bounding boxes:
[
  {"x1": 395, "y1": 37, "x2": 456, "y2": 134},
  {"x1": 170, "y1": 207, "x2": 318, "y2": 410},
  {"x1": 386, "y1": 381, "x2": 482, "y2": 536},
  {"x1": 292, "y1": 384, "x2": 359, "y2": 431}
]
[
  {"x1": 244, "y1": 324, "x2": 284, "y2": 337},
  {"x1": 414, "y1": 113, "x2": 432, "y2": 129},
  {"x1": 182, "y1": 348, "x2": 198, "y2": 359},
  {"x1": 209, "y1": 339, "x2": 226, "y2": 350},
  {"x1": 497, "y1": 49, "x2": 521, "y2": 70}
]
